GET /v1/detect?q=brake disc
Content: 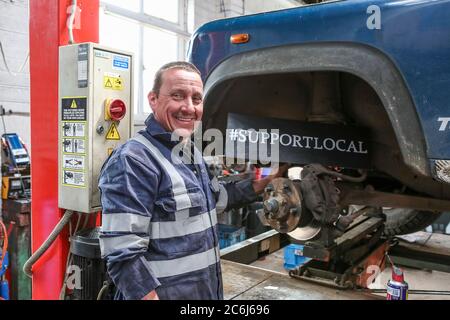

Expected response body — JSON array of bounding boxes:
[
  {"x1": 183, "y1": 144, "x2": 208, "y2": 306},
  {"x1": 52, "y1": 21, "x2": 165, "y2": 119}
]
[
  {"x1": 261, "y1": 177, "x2": 322, "y2": 240},
  {"x1": 261, "y1": 178, "x2": 302, "y2": 233}
]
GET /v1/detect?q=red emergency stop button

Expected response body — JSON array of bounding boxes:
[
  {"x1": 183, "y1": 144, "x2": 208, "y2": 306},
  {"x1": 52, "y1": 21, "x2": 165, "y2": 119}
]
[{"x1": 105, "y1": 99, "x2": 126, "y2": 121}]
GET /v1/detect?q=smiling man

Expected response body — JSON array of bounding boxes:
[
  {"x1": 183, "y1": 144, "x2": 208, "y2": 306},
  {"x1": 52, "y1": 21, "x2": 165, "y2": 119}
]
[
  {"x1": 148, "y1": 63, "x2": 204, "y2": 139},
  {"x1": 98, "y1": 61, "x2": 286, "y2": 300}
]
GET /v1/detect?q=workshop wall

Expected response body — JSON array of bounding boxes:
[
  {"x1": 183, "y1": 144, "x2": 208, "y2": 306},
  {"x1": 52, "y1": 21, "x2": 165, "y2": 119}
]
[
  {"x1": 0, "y1": 0, "x2": 304, "y2": 150},
  {"x1": 245, "y1": 0, "x2": 305, "y2": 14},
  {"x1": 0, "y1": 0, "x2": 30, "y2": 152},
  {"x1": 194, "y1": 0, "x2": 302, "y2": 29}
]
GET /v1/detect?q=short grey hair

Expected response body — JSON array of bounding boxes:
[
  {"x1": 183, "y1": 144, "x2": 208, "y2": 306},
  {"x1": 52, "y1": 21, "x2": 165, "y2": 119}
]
[{"x1": 152, "y1": 61, "x2": 201, "y2": 95}]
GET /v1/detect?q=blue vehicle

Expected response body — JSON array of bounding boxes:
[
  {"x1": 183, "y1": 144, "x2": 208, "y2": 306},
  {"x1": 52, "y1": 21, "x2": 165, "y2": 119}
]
[{"x1": 188, "y1": 0, "x2": 450, "y2": 235}]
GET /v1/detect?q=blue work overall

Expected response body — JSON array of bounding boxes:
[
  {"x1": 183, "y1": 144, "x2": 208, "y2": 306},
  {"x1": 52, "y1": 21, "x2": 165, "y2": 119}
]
[{"x1": 99, "y1": 115, "x2": 257, "y2": 300}]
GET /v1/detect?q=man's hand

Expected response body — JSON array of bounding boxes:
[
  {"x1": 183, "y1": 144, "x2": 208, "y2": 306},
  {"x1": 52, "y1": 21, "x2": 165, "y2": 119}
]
[
  {"x1": 252, "y1": 163, "x2": 290, "y2": 195},
  {"x1": 268, "y1": 163, "x2": 290, "y2": 179},
  {"x1": 142, "y1": 290, "x2": 159, "y2": 300}
]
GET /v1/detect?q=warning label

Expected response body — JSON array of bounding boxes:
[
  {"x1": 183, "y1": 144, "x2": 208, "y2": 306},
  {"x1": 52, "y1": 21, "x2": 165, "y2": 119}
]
[
  {"x1": 62, "y1": 97, "x2": 87, "y2": 121},
  {"x1": 63, "y1": 155, "x2": 85, "y2": 170},
  {"x1": 104, "y1": 75, "x2": 123, "y2": 90},
  {"x1": 63, "y1": 138, "x2": 85, "y2": 154},
  {"x1": 63, "y1": 170, "x2": 85, "y2": 187},
  {"x1": 106, "y1": 122, "x2": 121, "y2": 140},
  {"x1": 62, "y1": 122, "x2": 86, "y2": 138}
]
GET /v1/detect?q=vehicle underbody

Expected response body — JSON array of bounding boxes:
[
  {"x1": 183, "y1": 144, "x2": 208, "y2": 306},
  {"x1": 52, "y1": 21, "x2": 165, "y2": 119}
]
[{"x1": 204, "y1": 70, "x2": 449, "y2": 238}]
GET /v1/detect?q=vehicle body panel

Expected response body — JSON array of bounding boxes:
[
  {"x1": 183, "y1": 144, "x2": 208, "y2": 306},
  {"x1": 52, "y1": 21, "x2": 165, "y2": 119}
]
[{"x1": 188, "y1": 0, "x2": 450, "y2": 162}]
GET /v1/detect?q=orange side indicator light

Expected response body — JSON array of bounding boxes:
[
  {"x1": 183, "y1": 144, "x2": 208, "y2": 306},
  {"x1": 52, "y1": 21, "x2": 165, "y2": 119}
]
[{"x1": 230, "y1": 33, "x2": 250, "y2": 44}]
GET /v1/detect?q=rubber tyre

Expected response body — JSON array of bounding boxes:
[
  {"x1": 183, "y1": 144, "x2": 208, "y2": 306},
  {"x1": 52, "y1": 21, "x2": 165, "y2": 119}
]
[{"x1": 383, "y1": 208, "x2": 442, "y2": 236}]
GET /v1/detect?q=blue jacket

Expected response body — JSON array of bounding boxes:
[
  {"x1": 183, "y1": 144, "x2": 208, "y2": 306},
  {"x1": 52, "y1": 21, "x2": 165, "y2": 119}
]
[{"x1": 98, "y1": 115, "x2": 257, "y2": 300}]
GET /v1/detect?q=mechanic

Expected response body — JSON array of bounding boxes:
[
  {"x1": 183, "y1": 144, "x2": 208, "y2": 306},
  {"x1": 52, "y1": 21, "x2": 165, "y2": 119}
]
[{"x1": 98, "y1": 61, "x2": 287, "y2": 300}]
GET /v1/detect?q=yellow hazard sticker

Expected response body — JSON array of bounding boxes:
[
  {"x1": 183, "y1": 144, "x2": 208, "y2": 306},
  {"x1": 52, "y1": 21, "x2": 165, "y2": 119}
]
[
  {"x1": 70, "y1": 99, "x2": 78, "y2": 108},
  {"x1": 106, "y1": 122, "x2": 121, "y2": 140},
  {"x1": 104, "y1": 76, "x2": 123, "y2": 90}
]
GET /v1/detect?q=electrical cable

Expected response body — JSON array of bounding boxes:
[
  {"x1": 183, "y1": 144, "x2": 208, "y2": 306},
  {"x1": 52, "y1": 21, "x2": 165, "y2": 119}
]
[
  {"x1": 0, "y1": 41, "x2": 12, "y2": 74},
  {"x1": 219, "y1": 0, "x2": 227, "y2": 17},
  {"x1": 1, "y1": 107, "x2": 7, "y2": 134},
  {"x1": 0, "y1": 41, "x2": 28, "y2": 76},
  {"x1": 0, "y1": 0, "x2": 27, "y2": 4},
  {"x1": 241, "y1": 207, "x2": 250, "y2": 223},
  {"x1": 329, "y1": 168, "x2": 367, "y2": 182},
  {"x1": 0, "y1": 220, "x2": 8, "y2": 271},
  {"x1": 17, "y1": 52, "x2": 29, "y2": 73},
  {"x1": 1, "y1": 105, "x2": 30, "y2": 118},
  {"x1": 68, "y1": 218, "x2": 72, "y2": 238},
  {"x1": 73, "y1": 212, "x2": 82, "y2": 236},
  {"x1": 82, "y1": 212, "x2": 91, "y2": 230},
  {"x1": 96, "y1": 281, "x2": 109, "y2": 300},
  {"x1": 23, "y1": 210, "x2": 74, "y2": 278},
  {"x1": 318, "y1": 165, "x2": 367, "y2": 183},
  {"x1": 68, "y1": 0, "x2": 77, "y2": 44}
]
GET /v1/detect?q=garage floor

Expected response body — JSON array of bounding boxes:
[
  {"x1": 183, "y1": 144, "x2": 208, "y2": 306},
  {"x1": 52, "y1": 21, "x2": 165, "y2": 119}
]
[
  {"x1": 222, "y1": 259, "x2": 381, "y2": 300},
  {"x1": 222, "y1": 231, "x2": 450, "y2": 300}
]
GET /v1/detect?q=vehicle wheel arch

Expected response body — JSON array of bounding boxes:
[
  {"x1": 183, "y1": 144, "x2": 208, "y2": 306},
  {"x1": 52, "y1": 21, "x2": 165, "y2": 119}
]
[{"x1": 202, "y1": 42, "x2": 429, "y2": 177}]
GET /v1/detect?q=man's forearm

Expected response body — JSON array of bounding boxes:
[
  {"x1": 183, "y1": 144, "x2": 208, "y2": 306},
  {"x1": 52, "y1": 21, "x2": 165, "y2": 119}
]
[
  {"x1": 221, "y1": 164, "x2": 290, "y2": 211},
  {"x1": 252, "y1": 176, "x2": 274, "y2": 195},
  {"x1": 106, "y1": 254, "x2": 161, "y2": 300}
]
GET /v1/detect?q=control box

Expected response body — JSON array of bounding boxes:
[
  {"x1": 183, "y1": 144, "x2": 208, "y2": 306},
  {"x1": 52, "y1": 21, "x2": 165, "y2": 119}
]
[{"x1": 58, "y1": 43, "x2": 133, "y2": 213}]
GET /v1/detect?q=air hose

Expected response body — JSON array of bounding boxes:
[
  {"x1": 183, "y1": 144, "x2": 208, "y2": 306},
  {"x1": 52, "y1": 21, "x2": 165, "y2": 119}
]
[{"x1": 23, "y1": 210, "x2": 74, "y2": 278}]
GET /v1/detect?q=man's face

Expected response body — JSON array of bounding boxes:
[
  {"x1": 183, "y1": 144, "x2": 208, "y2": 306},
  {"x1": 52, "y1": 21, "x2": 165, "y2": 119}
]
[{"x1": 148, "y1": 68, "x2": 203, "y2": 138}]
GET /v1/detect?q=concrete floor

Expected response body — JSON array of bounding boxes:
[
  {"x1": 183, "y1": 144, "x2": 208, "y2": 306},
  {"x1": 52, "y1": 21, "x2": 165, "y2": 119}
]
[
  {"x1": 242, "y1": 232, "x2": 450, "y2": 300},
  {"x1": 222, "y1": 259, "x2": 382, "y2": 300}
]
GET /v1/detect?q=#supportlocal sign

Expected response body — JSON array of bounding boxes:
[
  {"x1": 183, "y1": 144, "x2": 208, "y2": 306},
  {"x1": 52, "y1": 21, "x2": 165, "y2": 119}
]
[{"x1": 226, "y1": 113, "x2": 371, "y2": 169}]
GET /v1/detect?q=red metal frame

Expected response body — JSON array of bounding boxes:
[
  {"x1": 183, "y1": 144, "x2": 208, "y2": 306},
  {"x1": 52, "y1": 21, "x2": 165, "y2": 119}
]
[{"x1": 30, "y1": 0, "x2": 98, "y2": 300}]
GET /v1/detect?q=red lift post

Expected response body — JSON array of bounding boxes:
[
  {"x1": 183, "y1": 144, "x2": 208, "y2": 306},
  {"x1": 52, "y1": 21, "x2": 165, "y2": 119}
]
[{"x1": 29, "y1": 0, "x2": 99, "y2": 300}]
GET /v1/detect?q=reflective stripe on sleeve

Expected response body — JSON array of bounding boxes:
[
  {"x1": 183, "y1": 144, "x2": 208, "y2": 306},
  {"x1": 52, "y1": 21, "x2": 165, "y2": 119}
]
[
  {"x1": 100, "y1": 234, "x2": 150, "y2": 257},
  {"x1": 148, "y1": 246, "x2": 220, "y2": 278},
  {"x1": 101, "y1": 213, "x2": 151, "y2": 234}
]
